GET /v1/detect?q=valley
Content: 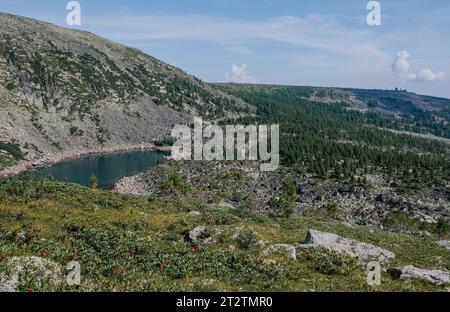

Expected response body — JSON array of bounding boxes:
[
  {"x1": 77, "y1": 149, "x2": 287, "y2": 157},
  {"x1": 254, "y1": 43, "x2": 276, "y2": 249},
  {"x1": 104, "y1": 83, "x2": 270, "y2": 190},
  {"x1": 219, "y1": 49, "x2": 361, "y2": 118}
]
[{"x1": 0, "y1": 12, "x2": 449, "y2": 292}]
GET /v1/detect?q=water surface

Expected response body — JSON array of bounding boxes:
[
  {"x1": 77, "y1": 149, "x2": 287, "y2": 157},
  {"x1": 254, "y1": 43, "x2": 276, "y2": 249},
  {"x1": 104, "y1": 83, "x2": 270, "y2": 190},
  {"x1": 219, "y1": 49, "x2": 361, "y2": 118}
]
[{"x1": 37, "y1": 150, "x2": 165, "y2": 189}]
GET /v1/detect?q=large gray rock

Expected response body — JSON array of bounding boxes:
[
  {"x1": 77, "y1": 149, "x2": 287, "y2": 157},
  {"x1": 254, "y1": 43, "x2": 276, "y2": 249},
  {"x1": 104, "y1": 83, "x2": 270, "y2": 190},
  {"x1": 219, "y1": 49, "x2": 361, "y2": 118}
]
[
  {"x1": 0, "y1": 256, "x2": 62, "y2": 292},
  {"x1": 437, "y1": 240, "x2": 450, "y2": 250},
  {"x1": 189, "y1": 226, "x2": 209, "y2": 242},
  {"x1": 300, "y1": 229, "x2": 395, "y2": 264},
  {"x1": 388, "y1": 266, "x2": 450, "y2": 286}
]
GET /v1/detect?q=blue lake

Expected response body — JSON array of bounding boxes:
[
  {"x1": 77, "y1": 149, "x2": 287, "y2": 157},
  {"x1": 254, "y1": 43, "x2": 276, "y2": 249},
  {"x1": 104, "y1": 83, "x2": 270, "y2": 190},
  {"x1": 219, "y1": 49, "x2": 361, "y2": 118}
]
[{"x1": 37, "y1": 150, "x2": 165, "y2": 189}]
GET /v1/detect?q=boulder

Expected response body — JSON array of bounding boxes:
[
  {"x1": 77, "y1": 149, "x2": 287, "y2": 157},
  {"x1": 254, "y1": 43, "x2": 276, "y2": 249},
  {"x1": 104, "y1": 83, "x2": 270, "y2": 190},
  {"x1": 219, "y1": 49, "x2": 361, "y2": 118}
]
[
  {"x1": 216, "y1": 201, "x2": 235, "y2": 210},
  {"x1": 0, "y1": 256, "x2": 62, "y2": 292},
  {"x1": 264, "y1": 244, "x2": 297, "y2": 260},
  {"x1": 437, "y1": 240, "x2": 450, "y2": 250},
  {"x1": 189, "y1": 226, "x2": 209, "y2": 242},
  {"x1": 388, "y1": 266, "x2": 450, "y2": 286},
  {"x1": 300, "y1": 229, "x2": 395, "y2": 264}
]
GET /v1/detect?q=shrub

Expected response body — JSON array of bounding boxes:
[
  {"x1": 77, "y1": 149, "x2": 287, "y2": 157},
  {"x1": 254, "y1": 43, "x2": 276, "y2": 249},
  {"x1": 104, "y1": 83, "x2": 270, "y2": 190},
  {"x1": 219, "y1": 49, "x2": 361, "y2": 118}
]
[
  {"x1": 436, "y1": 217, "x2": 450, "y2": 239},
  {"x1": 235, "y1": 229, "x2": 258, "y2": 249},
  {"x1": 268, "y1": 177, "x2": 296, "y2": 217},
  {"x1": 0, "y1": 141, "x2": 24, "y2": 160},
  {"x1": 89, "y1": 175, "x2": 98, "y2": 189},
  {"x1": 161, "y1": 172, "x2": 191, "y2": 195},
  {"x1": 166, "y1": 219, "x2": 190, "y2": 241},
  {"x1": 300, "y1": 247, "x2": 359, "y2": 276},
  {"x1": 325, "y1": 202, "x2": 341, "y2": 218},
  {"x1": 5, "y1": 82, "x2": 15, "y2": 91},
  {"x1": 153, "y1": 138, "x2": 176, "y2": 147},
  {"x1": 381, "y1": 212, "x2": 419, "y2": 233},
  {"x1": 69, "y1": 126, "x2": 83, "y2": 136}
]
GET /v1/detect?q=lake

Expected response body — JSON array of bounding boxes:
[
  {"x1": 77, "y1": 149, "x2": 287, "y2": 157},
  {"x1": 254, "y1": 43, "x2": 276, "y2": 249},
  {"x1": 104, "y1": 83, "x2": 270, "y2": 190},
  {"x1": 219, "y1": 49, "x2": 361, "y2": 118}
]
[{"x1": 36, "y1": 150, "x2": 166, "y2": 189}]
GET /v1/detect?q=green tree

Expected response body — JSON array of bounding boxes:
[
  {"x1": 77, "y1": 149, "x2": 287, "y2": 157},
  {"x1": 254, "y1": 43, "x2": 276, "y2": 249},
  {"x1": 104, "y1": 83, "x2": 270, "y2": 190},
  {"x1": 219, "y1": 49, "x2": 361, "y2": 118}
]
[
  {"x1": 161, "y1": 172, "x2": 191, "y2": 195},
  {"x1": 436, "y1": 217, "x2": 450, "y2": 238},
  {"x1": 269, "y1": 176, "x2": 297, "y2": 217},
  {"x1": 89, "y1": 174, "x2": 98, "y2": 189}
]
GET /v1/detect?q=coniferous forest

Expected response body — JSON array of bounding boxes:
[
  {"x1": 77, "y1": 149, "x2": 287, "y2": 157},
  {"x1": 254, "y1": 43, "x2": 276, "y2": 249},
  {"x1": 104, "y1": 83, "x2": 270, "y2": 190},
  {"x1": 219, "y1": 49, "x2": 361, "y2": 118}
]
[{"x1": 214, "y1": 84, "x2": 450, "y2": 188}]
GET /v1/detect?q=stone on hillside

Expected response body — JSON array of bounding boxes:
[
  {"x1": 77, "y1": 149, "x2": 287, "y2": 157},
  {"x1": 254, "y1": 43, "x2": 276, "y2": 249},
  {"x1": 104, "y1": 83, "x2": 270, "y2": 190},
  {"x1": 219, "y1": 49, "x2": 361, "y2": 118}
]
[
  {"x1": 216, "y1": 201, "x2": 235, "y2": 210},
  {"x1": 437, "y1": 240, "x2": 450, "y2": 250},
  {"x1": 300, "y1": 229, "x2": 395, "y2": 264},
  {"x1": 388, "y1": 266, "x2": 450, "y2": 286},
  {"x1": 189, "y1": 226, "x2": 209, "y2": 242},
  {"x1": 264, "y1": 244, "x2": 297, "y2": 260},
  {"x1": 0, "y1": 256, "x2": 62, "y2": 292}
]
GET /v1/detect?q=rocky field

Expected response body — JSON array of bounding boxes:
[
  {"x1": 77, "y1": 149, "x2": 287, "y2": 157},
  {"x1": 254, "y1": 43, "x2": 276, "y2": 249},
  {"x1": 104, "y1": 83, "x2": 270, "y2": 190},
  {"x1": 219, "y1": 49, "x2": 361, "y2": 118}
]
[{"x1": 114, "y1": 160, "x2": 450, "y2": 237}]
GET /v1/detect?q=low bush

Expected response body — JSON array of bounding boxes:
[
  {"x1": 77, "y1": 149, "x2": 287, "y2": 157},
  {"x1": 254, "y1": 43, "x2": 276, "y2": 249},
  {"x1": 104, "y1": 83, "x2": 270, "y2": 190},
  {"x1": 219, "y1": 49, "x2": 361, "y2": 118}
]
[
  {"x1": 299, "y1": 247, "x2": 359, "y2": 276},
  {"x1": 235, "y1": 229, "x2": 258, "y2": 250}
]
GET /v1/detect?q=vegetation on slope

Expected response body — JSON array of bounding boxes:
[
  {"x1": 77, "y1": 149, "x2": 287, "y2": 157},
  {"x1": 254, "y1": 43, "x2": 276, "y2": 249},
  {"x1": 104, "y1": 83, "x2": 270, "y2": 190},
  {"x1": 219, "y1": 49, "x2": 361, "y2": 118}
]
[
  {"x1": 0, "y1": 177, "x2": 449, "y2": 291},
  {"x1": 214, "y1": 84, "x2": 450, "y2": 189},
  {"x1": 0, "y1": 141, "x2": 24, "y2": 170}
]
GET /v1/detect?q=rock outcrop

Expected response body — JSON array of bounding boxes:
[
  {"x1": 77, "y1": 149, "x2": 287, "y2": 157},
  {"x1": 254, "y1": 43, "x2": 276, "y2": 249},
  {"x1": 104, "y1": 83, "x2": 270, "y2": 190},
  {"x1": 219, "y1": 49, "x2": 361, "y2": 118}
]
[
  {"x1": 388, "y1": 266, "x2": 450, "y2": 286},
  {"x1": 189, "y1": 226, "x2": 215, "y2": 244},
  {"x1": 300, "y1": 229, "x2": 395, "y2": 264},
  {"x1": 437, "y1": 240, "x2": 450, "y2": 250},
  {"x1": 0, "y1": 256, "x2": 62, "y2": 292}
]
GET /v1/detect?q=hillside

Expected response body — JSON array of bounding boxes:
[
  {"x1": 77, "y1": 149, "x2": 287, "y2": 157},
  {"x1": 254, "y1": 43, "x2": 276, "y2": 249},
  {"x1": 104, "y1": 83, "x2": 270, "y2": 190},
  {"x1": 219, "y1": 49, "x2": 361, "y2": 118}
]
[
  {"x1": 0, "y1": 178, "x2": 449, "y2": 291},
  {"x1": 0, "y1": 14, "x2": 449, "y2": 292},
  {"x1": 114, "y1": 84, "x2": 450, "y2": 232},
  {"x1": 0, "y1": 13, "x2": 252, "y2": 173},
  {"x1": 213, "y1": 83, "x2": 450, "y2": 139}
]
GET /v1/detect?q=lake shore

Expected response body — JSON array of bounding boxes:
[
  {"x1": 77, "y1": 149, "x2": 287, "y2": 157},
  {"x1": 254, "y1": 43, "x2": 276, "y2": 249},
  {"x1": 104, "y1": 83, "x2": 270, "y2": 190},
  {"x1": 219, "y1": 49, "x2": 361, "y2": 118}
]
[{"x1": 0, "y1": 144, "x2": 172, "y2": 178}]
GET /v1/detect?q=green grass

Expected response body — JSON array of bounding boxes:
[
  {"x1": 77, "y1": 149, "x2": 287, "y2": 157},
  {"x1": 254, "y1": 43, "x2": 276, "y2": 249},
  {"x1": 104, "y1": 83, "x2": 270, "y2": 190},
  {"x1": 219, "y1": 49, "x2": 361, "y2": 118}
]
[{"x1": 0, "y1": 179, "x2": 449, "y2": 292}]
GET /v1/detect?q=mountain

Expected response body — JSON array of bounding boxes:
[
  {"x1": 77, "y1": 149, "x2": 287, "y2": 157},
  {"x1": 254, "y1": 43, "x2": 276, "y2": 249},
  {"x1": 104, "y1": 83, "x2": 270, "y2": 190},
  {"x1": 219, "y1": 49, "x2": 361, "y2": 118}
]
[
  {"x1": 119, "y1": 83, "x2": 450, "y2": 227},
  {"x1": 0, "y1": 13, "x2": 252, "y2": 171},
  {"x1": 213, "y1": 83, "x2": 450, "y2": 139},
  {"x1": 213, "y1": 83, "x2": 450, "y2": 117},
  {"x1": 0, "y1": 13, "x2": 449, "y2": 293}
]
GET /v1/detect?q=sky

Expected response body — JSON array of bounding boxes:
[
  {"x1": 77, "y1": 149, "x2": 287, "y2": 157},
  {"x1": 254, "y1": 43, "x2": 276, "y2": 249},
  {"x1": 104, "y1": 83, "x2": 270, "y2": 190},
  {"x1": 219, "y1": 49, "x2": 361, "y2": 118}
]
[{"x1": 1, "y1": 0, "x2": 449, "y2": 98}]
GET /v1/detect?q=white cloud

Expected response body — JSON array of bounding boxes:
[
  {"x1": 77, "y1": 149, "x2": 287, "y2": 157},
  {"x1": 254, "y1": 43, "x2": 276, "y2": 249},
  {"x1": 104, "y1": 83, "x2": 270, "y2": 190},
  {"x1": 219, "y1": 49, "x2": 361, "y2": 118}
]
[
  {"x1": 225, "y1": 64, "x2": 257, "y2": 83},
  {"x1": 416, "y1": 69, "x2": 445, "y2": 82},
  {"x1": 391, "y1": 51, "x2": 411, "y2": 76},
  {"x1": 391, "y1": 51, "x2": 445, "y2": 82},
  {"x1": 87, "y1": 14, "x2": 388, "y2": 60},
  {"x1": 225, "y1": 45, "x2": 253, "y2": 55}
]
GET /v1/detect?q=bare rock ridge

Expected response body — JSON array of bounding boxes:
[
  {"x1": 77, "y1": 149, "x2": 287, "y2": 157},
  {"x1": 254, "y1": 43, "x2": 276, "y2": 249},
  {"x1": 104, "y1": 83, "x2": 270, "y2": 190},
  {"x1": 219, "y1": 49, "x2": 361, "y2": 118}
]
[{"x1": 0, "y1": 12, "x2": 253, "y2": 173}]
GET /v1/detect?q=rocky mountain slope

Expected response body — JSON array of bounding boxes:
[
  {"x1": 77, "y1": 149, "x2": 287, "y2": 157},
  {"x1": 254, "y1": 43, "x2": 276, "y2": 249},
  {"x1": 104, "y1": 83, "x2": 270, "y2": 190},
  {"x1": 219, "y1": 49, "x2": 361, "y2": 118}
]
[
  {"x1": 0, "y1": 13, "x2": 252, "y2": 173},
  {"x1": 114, "y1": 160, "x2": 450, "y2": 233}
]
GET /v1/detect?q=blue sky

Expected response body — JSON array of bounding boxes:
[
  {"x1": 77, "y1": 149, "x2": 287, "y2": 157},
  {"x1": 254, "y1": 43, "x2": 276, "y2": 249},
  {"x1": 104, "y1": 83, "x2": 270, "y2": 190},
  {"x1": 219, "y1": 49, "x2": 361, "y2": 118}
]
[{"x1": 1, "y1": 0, "x2": 449, "y2": 98}]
